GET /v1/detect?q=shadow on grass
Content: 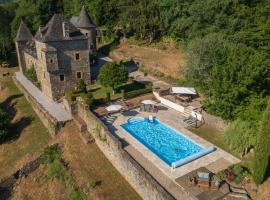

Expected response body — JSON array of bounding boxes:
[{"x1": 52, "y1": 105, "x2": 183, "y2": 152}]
[
  {"x1": 0, "y1": 94, "x2": 33, "y2": 144},
  {"x1": 115, "y1": 81, "x2": 146, "y2": 93}
]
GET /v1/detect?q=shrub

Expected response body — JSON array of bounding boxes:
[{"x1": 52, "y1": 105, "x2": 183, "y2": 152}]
[
  {"x1": 224, "y1": 119, "x2": 257, "y2": 154},
  {"x1": 43, "y1": 146, "x2": 60, "y2": 164},
  {"x1": 77, "y1": 79, "x2": 87, "y2": 93},
  {"x1": 252, "y1": 100, "x2": 270, "y2": 184},
  {"x1": 88, "y1": 180, "x2": 98, "y2": 188},
  {"x1": 217, "y1": 170, "x2": 227, "y2": 181},
  {"x1": 25, "y1": 66, "x2": 37, "y2": 83},
  {"x1": 124, "y1": 86, "x2": 152, "y2": 99},
  {"x1": 86, "y1": 92, "x2": 94, "y2": 108}
]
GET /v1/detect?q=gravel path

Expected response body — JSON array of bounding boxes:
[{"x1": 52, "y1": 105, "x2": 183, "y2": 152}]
[{"x1": 15, "y1": 72, "x2": 72, "y2": 122}]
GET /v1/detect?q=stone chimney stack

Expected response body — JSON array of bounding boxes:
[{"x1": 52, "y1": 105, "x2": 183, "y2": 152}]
[{"x1": 62, "y1": 22, "x2": 69, "y2": 38}]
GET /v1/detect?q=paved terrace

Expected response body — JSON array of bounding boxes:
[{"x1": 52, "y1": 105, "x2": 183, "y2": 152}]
[
  {"x1": 15, "y1": 72, "x2": 72, "y2": 122},
  {"x1": 107, "y1": 106, "x2": 240, "y2": 199}
]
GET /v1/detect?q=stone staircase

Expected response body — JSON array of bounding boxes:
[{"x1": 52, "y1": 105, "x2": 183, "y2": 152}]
[
  {"x1": 73, "y1": 115, "x2": 95, "y2": 144},
  {"x1": 181, "y1": 106, "x2": 194, "y2": 118}
]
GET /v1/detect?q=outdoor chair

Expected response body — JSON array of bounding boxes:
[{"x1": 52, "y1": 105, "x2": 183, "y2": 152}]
[
  {"x1": 187, "y1": 176, "x2": 196, "y2": 186},
  {"x1": 209, "y1": 175, "x2": 221, "y2": 191}
]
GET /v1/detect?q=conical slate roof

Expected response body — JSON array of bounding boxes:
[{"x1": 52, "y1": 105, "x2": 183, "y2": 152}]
[
  {"x1": 14, "y1": 21, "x2": 33, "y2": 42},
  {"x1": 77, "y1": 6, "x2": 95, "y2": 28}
]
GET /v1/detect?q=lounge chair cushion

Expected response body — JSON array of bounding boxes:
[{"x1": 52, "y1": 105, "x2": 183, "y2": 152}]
[{"x1": 197, "y1": 172, "x2": 210, "y2": 179}]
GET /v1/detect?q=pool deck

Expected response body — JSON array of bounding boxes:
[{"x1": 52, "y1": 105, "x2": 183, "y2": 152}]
[{"x1": 107, "y1": 105, "x2": 240, "y2": 199}]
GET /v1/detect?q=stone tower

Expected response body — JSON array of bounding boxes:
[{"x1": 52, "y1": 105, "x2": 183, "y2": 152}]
[
  {"x1": 76, "y1": 6, "x2": 96, "y2": 55},
  {"x1": 14, "y1": 21, "x2": 33, "y2": 73}
]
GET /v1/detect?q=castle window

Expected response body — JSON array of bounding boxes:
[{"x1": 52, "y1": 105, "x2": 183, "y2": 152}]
[
  {"x1": 85, "y1": 33, "x2": 88, "y2": 37},
  {"x1": 75, "y1": 53, "x2": 80, "y2": 60},
  {"x1": 50, "y1": 59, "x2": 53, "y2": 64},
  {"x1": 76, "y1": 71, "x2": 82, "y2": 79},
  {"x1": 90, "y1": 44, "x2": 94, "y2": 50},
  {"x1": 60, "y1": 74, "x2": 65, "y2": 82}
]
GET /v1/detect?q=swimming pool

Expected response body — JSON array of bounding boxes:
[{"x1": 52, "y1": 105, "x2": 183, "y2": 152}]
[{"x1": 121, "y1": 117, "x2": 215, "y2": 168}]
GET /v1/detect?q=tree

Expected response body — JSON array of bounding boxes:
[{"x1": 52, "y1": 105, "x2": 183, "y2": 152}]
[
  {"x1": 98, "y1": 62, "x2": 128, "y2": 93},
  {"x1": 252, "y1": 100, "x2": 270, "y2": 184}
]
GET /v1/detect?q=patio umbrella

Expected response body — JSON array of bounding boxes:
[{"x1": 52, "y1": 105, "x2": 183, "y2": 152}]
[
  {"x1": 105, "y1": 104, "x2": 123, "y2": 112},
  {"x1": 141, "y1": 100, "x2": 157, "y2": 105}
]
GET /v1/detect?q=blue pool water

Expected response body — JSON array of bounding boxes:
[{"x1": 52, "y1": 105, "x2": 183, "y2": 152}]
[{"x1": 121, "y1": 117, "x2": 204, "y2": 166}]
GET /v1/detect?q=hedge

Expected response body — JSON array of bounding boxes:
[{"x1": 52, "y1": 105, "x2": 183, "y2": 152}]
[{"x1": 124, "y1": 86, "x2": 152, "y2": 99}]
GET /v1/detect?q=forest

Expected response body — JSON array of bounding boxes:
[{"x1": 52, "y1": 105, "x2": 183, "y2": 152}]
[{"x1": 0, "y1": 0, "x2": 269, "y2": 183}]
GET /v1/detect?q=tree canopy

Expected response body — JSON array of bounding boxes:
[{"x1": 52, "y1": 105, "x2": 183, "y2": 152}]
[{"x1": 98, "y1": 62, "x2": 128, "y2": 89}]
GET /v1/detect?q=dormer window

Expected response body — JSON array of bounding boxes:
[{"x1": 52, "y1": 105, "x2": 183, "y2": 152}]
[{"x1": 75, "y1": 53, "x2": 80, "y2": 60}]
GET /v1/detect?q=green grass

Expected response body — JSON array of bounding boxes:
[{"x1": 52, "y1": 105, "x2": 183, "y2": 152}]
[
  {"x1": 189, "y1": 124, "x2": 240, "y2": 158},
  {"x1": 0, "y1": 74, "x2": 51, "y2": 178}
]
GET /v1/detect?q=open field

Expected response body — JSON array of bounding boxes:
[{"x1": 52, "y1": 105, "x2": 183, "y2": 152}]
[
  {"x1": 110, "y1": 41, "x2": 185, "y2": 78},
  {"x1": 57, "y1": 122, "x2": 141, "y2": 200},
  {"x1": 11, "y1": 164, "x2": 69, "y2": 200},
  {"x1": 0, "y1": 67, "x2": 51, "y2": 179}
]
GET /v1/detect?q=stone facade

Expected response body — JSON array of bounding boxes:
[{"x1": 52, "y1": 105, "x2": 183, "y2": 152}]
[{"x1": 14, "y1": 7, "x2": 96, "y2": 100}]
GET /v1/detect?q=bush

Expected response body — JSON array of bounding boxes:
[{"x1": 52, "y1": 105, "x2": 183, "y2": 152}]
[
  {"x1": 43, "y1": 146, "x2": 60, "y2": 164},
  {"x1": 86, "y1": 92, "x2": 94, "y2": 108},
  {"x1": 25, "y1": 66, "x2": 37, "y2": 83},
  {"x1": 252, "y1": 100, "x2": 270, "y2": 184},
  {"x1": 224, "y1": 119, "x2": 257, "y2": 154},
  {"x1": 77, "y1": 79, "x2": 87, "y2": 93}
]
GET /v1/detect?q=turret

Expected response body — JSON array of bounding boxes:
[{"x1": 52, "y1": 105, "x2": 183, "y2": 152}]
[
  {"x1": 14, "y1": 20, "x2": 33, "y2": 73},
  {"x1": 77, "y1": 6, "x2": 96, "y2": 54}
]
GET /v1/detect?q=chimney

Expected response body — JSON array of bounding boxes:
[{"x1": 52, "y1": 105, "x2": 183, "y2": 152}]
[{"x1": 62, "y1": 22, "x2": 69, "y2": 38}]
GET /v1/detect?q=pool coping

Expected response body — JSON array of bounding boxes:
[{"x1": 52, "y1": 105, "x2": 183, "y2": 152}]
[{"x1": 110, "y1": 107, "x2": 240, "y2": 181}]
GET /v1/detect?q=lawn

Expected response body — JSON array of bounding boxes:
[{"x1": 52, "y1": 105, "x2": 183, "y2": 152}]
[
  {"x1": 189, "y1": 124, "x2": 240, "y2": 158},
  {"x1": 59, "y1": 122, "x2": 141, "y2": 200},
  {"x1": 88, "y1": 80, "x2": 150, "y2": 100},
  {"x1": 0, "y1": 68, "x2": 51, "y2": 179}
]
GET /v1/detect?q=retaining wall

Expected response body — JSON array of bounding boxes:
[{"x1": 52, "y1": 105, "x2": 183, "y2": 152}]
[
  {"x1": 76, "y1": 102, "x2": 177, "y2": 200},
  {"x1": 13, "y1": 76, "x2": 63, "y2": 137}
]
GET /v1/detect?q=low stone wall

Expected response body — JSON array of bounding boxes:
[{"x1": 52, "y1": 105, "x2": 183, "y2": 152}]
[
  {"x1": 202, "y1": 111, "x2": 228, "y2": 131},
  {"x1": 77, "y1": 102, "x2": 181, "y2": 200},
  {"x1": 0, "y1": 155, "x2": 43, "y2": 199},
  {"x1": 13, "y1": 76, "x2": 63, "y2": 137}
]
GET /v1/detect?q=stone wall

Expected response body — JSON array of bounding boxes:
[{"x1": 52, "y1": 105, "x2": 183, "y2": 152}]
[
  {"x1": 76, "y1": 102, "x2": 177, "y2": 200},
  {"x1": 202, "y1": 111, "x2": 228, "y2": 131},
  {"x1": 13, "y1": 76, "x2": 63, "y2": 137}
]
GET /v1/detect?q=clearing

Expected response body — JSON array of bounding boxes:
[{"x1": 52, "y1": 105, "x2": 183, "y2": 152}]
[
  {"x1": 0, "y1": 67, "x2": 51, "y2": 179},
  {"x1": 110, "y1": 41, "x2": 185, "y2": 78}
]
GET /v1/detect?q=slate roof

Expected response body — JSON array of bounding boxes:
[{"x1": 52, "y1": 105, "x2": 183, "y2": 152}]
[
  {"x1": 14, "y1": 21, "x2": 33, "y2": 42},
  {"x1": 77, "y1": 6, "x2": 95, "y2": 29},
  {"x1": 35, "y1": 13, "x2": 86, "y2": 42}
]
